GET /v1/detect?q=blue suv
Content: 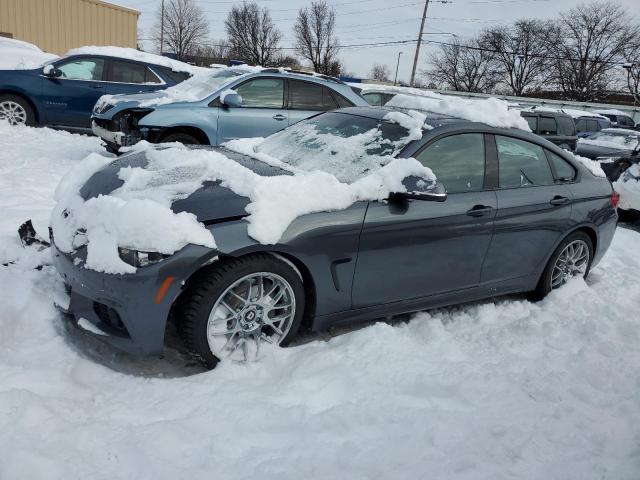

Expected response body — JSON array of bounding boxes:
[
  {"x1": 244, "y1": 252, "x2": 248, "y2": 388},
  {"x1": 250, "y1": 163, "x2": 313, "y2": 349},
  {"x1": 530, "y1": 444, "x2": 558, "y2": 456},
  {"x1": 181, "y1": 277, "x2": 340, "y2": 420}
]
[
  {"x1": 0, "y1": 53, "x2": 192, "y2": 130},
  {"x1": 91, "y1": 68, "x2": 368, "y2": 152}
]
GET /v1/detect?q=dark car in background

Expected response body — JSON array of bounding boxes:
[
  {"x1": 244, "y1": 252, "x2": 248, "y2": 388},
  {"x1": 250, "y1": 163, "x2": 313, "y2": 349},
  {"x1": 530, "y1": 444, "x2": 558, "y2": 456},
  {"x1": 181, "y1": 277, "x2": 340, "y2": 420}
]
[
  {"x1": 574, "y1": 115, "x2": 611, "y2": 138},
  {"x1": 53, "y1": 106, "x2": 618, "y2": 368},
  {"x1": 595, "y1": 110, "x2": 638, "y2": 130},
  {"x1": 0, "y1": 51, "x2": 193, "y2": 130},
  {"x1": 520, "y1": 109, "x2": 577, "y2": 151}
]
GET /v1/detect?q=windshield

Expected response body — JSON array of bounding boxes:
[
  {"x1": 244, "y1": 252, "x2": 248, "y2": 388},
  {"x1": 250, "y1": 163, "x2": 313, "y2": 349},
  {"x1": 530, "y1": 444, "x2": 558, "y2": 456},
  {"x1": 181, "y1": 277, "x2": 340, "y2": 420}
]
[
  {"x1": 163, "y1": 68, "x2": 244, "y2": 100},
  {"x1": 583, "y1": 131, "x2": 640, "y2": 150},
  {"x1": 256, "y1": 112, "x2": 415, "y2": 182}
]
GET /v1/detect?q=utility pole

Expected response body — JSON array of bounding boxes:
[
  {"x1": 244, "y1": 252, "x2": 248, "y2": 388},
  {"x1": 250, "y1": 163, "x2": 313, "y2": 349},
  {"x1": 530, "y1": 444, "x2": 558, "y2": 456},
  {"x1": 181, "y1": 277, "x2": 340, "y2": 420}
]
[
  {"x1": 160, "y1": 0, "x2": 165, "y2": 55},
  {"x1": 410, "y1": 0, "x2": 430, "y2": 87},
  {"x1": 394, "y1": 51, "x2": 403, "y2": 86}
]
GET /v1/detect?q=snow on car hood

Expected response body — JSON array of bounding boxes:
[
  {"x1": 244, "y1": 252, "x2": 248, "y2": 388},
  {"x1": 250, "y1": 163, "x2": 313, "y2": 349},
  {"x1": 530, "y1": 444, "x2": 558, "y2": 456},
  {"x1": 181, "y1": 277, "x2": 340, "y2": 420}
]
[{"x1": 52, "y1": 136, "x2": 435, "y2": 274}]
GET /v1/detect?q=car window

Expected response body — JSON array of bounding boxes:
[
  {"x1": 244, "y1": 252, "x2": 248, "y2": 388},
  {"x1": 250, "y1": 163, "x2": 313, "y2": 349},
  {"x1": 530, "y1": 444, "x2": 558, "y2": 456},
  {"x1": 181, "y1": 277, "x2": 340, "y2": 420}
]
[
  {"x1": 234, "y1": 77, "x2": 284, "y2": 108},
  {"x1": 56, "y1": 58, "x2": 104, "y2": 81},
  {"x1": 620, "y1": 116, "x2": 635, "y2": 127},
  {"x1": 289, "y1": 80, "x2": 327, "y2": 110},
  {"x1": 586, "y1": 119, "x2": 599, "y2": 132},
  {"x1": 523, "y1": 115, "x2": 537, "y2": 132},
  {"x1": 539, "y1": 117, "x2": 557, "y2": 135},
  {"x1": 334, "y1": 91, "x2": 354, "y2": 108},
  {"x1": 322, "y1": 88, "x2": 340, "y2": 109},
  {"x1": 415, "y1": 133, "x2": 485, "y2": 194},
  {"x1": 157, "y1": 67, "x2": 191, "y2": 84},
  {"x1": 363, "y1": 92, "x2": 383, "y2": 106},
  {"x1": 575, "y1": 119, "x2": 586, "y2": 133},
  {"x1": 496, "y1": 135, "x2": 554, "y2": 188},
  {"x1": 546, "y1": 150, "x2": 575, "y2": 181},
  {"x1": 557, "y1": 116, "x2": 575, "y2": 136},
  {"x1": 597, "y1": 119, "x2": 610, "y2": 129},
  {"x1": 111, "y1": 60, "x2": 161, "y2": 84}
]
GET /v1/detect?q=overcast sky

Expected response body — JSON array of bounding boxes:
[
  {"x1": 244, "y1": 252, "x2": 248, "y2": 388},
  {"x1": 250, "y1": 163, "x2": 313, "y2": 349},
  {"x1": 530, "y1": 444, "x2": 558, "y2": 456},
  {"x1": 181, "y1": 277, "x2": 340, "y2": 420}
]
[{"x1": 114, "y1": 0, "x2": 639, "y2": 83}]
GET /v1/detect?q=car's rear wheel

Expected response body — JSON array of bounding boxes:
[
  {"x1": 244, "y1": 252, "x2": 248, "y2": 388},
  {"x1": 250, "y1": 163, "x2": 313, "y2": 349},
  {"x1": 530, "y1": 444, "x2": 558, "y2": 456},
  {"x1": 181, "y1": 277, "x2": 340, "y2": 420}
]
[
  {"x1": 0, "y1": 94, "x2": 35, "y2": 126},
  {"x1": 531, "y1": 231, "x2": 593, "y2": 300},
  {"x1": 162, "y1": 132, "x2": 201, "y2": 145},
  {"x1": 178, "y1": 254, "x2": 305, "y2": 369}
]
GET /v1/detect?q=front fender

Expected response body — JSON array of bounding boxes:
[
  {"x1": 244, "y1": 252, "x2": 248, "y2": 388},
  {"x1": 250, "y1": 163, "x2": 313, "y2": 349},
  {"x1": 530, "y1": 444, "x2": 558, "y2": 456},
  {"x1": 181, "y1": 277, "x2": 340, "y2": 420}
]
[{"x1": 138, "y1": 105, "x2": 219, "y2": 145}]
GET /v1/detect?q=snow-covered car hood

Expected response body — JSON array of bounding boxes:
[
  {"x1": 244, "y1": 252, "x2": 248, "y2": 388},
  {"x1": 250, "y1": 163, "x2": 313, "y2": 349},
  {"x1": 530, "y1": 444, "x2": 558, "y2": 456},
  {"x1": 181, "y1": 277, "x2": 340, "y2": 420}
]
[{"x1": 79, "y1": 147, "x2": 289, "y2": 222}]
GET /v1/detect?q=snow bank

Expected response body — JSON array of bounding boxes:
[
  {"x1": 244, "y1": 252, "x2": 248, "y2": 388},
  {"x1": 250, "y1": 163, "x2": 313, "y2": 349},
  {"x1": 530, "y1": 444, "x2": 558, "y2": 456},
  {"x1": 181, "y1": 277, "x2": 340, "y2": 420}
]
[
  {"x1": 387, "y1": 92, "x2": 530, "y2": 130},
  {"x1": 65, "y1": 46, "x2": 205, "y2": 74},
  {"x1": 614, "y1": 164, "x2": 640, "y2": 211},
  {"x1": 0, "y1": 38, "x2": 58, "y2": 70}
]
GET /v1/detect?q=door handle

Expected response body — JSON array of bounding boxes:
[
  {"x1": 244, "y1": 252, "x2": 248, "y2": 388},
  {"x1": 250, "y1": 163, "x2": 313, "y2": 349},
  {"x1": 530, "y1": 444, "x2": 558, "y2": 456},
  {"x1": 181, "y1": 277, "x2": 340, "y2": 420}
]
[
  {"x1": 466, "y1": 205, "x2": 494, "y2": 217},
  {"x1": 272, "y1": 114, "x2": 286, "y2": 121},
  {"x1": 549, "y1": 195, "x2": 571, "y2": 206}
]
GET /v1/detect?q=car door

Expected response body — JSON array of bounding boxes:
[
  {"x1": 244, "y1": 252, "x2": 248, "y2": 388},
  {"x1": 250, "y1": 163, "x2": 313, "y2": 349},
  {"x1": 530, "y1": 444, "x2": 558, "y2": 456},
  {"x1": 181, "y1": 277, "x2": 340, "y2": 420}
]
[
  {"x1": 217, "y1": 77, "x2": 288, "y2": 143},
  {"x1": 287, "y1": 79, "x2": 344, "y2": 126},
  {"x1": 105, "y1": 59, "x2": 166, "y2": 96},
  {"x1": 352, "y1": 132, "x2": 497, "y2": 308},
  {"x1": 480, "y1": 134, "x2": 574, "y2": 286},
  {"x1": 41, "y1": 56, "x2": 106, "y2": 127}
]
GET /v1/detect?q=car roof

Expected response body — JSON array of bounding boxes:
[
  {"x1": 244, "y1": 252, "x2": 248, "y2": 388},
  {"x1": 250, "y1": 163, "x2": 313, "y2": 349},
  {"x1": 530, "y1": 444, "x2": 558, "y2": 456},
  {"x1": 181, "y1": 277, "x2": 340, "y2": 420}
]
[{"x1": 335, "y1": 105, "x2": 461, "y2": 124}]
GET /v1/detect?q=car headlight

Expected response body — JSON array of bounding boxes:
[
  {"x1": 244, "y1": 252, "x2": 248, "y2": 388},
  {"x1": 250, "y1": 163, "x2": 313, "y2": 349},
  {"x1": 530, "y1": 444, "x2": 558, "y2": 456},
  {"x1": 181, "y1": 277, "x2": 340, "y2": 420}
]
[{"x1": 118, "y1": 247, "x2": 170, "y2": 267}]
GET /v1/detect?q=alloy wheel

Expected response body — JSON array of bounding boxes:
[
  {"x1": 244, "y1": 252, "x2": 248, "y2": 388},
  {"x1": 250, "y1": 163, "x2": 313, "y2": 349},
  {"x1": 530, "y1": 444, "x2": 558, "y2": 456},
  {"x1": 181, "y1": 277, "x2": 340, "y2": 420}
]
[
  {"x1": 206, "y1": 272, "x2": 296, "y2": 362},
  {"x1": 0, "y1": 101, "x2": 27, "y2": 125},
  {"x1": 551, "y1": 239, "x2": 590, "y2": 289}
]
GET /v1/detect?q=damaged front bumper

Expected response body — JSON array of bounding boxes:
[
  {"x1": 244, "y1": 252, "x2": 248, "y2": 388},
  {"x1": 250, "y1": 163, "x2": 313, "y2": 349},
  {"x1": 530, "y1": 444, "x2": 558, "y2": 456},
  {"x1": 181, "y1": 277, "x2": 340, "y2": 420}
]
[
  {"x1": 91, "y1": 120, "x2": 140, "y2": 148},
  {"x1": 51, "y1": 238, "x2": 217, "y2": 356}
]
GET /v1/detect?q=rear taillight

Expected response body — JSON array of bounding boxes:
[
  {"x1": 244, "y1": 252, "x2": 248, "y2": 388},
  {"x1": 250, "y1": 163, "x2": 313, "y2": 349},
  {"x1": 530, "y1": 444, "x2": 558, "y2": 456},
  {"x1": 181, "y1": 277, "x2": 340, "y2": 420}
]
[{"x1": 611, "y1": 191, "x2": 620, "y2": 209}]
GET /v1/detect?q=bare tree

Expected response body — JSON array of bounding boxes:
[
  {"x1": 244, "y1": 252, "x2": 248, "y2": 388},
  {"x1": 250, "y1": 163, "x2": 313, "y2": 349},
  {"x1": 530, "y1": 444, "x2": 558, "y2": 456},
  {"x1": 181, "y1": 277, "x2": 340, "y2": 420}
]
[
  {"x1": 152, "y1": 0, "x2": 209, "y2": 60},
  {"x1": 549, "y1": 1, "x2": 638, "y2": 101},
  {"x1": 481, "y1": 20, "x2": 557, "y2": 95},
  {"x1": 370, "y1": 64, "x2": 391, "y2": 81},
  {"x1": 294, "y1": 1, "x2": 341, "y2": 75},
  {"x1": 424, "y1": 37, "x2": 499, "y2": 93},
  {"x1": 225, "y1": 2, "x2": 282, "y2": 66}
]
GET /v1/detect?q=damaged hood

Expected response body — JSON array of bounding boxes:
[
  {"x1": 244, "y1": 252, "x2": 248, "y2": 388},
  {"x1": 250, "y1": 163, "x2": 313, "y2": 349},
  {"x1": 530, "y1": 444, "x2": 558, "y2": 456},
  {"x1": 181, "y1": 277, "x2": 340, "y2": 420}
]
[{"x1": 79, "y1": 146, "x2": 291, "y2": 222}]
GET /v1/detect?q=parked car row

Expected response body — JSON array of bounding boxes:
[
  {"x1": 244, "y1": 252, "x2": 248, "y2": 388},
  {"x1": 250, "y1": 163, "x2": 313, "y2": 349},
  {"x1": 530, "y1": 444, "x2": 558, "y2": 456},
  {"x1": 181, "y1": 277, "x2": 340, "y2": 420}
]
[{"x1": 91, "y1": 68, "x2": 368, "y2": 153}]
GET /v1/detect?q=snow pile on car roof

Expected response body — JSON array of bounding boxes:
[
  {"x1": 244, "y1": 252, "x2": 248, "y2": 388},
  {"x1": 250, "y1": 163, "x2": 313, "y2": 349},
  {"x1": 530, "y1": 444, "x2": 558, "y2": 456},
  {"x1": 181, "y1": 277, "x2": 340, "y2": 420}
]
[
  {"x1": 0, "y1": 38, "x2": 58, "y2": 70},
  {"x1": 52, "y1": 121, "x2": 435, "y2": 273},
  {"x1": 65, "y1": 46, "x2": 207, "y2": 74},
  {"x1": 387, "y1": 92, "x2": 530, "y2": 130}
]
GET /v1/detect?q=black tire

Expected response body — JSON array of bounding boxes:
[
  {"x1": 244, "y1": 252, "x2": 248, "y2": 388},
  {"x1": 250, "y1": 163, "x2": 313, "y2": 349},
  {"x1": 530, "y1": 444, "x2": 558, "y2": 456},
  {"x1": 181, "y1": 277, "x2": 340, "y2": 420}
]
[
  {"x1": 178, "y1": 254, "x2": 305, "y2": 369},
  {"x1": 530, "y1": 231, "x2": 594, "y2": 301},
  {"x1": 0, "y1": 94, "x2": 36, "y2": 126},
  {"x1": 162, "y1": 132, "x2": 201, "y2": 145}
]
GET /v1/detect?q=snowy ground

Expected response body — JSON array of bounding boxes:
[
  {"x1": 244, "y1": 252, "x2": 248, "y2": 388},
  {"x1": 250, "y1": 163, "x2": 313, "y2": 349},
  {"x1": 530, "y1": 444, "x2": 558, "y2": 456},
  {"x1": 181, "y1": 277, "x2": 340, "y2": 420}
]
[{"x1": 1, "y1": 123, "x2": 640, "y2": 479}]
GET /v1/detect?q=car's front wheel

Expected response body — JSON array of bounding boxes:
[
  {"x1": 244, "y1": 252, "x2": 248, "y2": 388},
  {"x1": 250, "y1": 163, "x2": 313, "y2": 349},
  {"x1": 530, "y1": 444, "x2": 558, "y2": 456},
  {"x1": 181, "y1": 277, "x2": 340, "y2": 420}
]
[
  {"x1": 0, "y1": 94, "x2": 35, "y2": 126},
  {"x1": 531, "y1": 231, "x2": 593, "y2": 300},
  {"x1": 179, "y1": 254, "x2": 305, "y2": 368},
  {"x1": 162, "y1": 132, "x2": 201, "y2": 145}
]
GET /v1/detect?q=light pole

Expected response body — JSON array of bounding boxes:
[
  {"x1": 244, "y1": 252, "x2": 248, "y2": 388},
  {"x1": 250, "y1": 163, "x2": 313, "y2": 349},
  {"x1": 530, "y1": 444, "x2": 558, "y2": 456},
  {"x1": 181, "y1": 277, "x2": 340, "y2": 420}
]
[
  {"x1": 622, "y1": 62, "x2": 639, "y2": 106},
  {"x1": 394, "y1": 52, "x2": 403, "y2": 86}
]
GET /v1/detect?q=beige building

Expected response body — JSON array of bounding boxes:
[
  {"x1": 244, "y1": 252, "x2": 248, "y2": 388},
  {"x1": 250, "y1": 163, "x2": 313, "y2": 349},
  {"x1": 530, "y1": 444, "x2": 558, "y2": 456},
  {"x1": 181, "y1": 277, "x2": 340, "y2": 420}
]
[{"x1": 0, "y1": 0, "x2": 139, "y2": 55}]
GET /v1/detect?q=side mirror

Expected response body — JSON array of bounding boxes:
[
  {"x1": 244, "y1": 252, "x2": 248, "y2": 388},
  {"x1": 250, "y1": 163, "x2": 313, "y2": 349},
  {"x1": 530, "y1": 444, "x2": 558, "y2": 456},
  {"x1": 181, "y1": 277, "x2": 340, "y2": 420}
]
[
  {"x1": 43, "y1": 65, "x2": 62, "y2": 78},
  {"x1": 396, "y1": 177, "x2": 447, "y2": 202},
  {"x1": 220, "y1": 91, "x2": 242, "y2": 107}
]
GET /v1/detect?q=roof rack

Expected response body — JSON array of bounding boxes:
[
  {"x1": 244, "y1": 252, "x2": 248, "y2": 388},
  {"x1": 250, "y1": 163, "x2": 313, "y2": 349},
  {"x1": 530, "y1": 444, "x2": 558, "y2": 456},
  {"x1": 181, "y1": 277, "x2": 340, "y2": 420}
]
[{"x1": 259, "y1": 68, "x2": 346, "y2": 85}]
